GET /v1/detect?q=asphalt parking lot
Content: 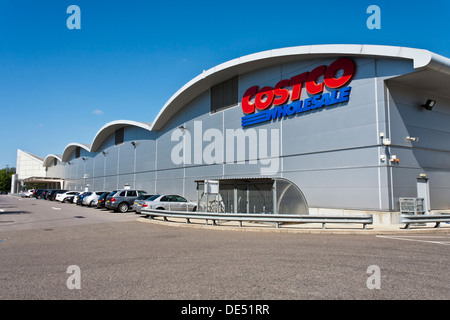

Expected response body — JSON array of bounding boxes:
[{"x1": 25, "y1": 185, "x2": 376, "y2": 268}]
[{"x1": 0, "y1": 194, "x2": 449, "y2": 302}]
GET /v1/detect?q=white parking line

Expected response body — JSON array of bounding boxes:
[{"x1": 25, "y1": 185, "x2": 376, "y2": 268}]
[
  {"x1": 51, "y1": 207, "x2": 62, "y2": 211},
  {"x1": 376, "y1": 235, "x2": 450, "y2": 246}
]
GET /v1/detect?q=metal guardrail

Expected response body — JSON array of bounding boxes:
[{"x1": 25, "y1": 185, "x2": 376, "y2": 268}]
[
  {"x1": 141, "y1": 208, "x2": 373, "y2": 230},
  {"x1": 400, "y1": 214, "x2": 450, "y2": 229}
]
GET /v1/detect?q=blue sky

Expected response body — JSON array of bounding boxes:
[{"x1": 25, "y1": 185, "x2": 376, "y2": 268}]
[{"x1": 0, "y1": 0, "x2": 449, "y2": 168}]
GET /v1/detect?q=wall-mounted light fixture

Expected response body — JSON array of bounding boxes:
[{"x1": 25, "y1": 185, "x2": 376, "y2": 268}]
[
  {"x1": 131, "y1": 141, "x2": 136, "y2": 147},
  {"x1": 82, "y1": 157, "x2": 87, "y2": 161},
  {"x1": 380, "y1": 132, "x2": 391, "y2": 146},
  {"x1": 406, "y1": 136, "x2": 419, "y2": 142},
  {"x1": 390, "y1": 155, "x2": 399, "y2": 163},
  {"x1": 68, "y1": 161, "x2": 72, "y2": 166},
  {"x1": 179, "y1": 125, "x2": 186, "y2": 131},
  {"x1": 422, "y1": 99, "x2": 436, "y2": 111},
  {"x1": 102, "y1": 151, "x2": 107, "y2": 156}
]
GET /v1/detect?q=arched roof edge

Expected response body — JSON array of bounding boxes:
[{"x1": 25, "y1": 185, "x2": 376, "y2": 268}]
[
  {"x1": 90, "y1": 120, "x2": 153, "y2": 152},
  {"x1": 42, "y1": 154, "x2": 63, "y2": 167},
  {"x1": 61, "y1": 143, "x2": 91, "y2": 162},
  {"x1": 149, "y1": 44, "x2": 450, "y2": 131}
]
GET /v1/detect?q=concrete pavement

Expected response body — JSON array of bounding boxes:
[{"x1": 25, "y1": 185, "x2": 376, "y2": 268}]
[{"x1": 1, "y1": 194, "x2": 449, "y2": 300}]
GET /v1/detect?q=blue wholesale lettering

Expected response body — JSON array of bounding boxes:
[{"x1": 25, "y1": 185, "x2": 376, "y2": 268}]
[
  {"x1": 338, "y1": 87, "x2": 351, "y2": 102},
  {"x1": 241, "y1": 86, "x2": 352, "y2": 127}
]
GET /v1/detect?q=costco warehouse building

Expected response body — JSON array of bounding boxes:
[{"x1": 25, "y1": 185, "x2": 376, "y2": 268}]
[{"x1": 13, "y1": 44, "x2": 450, "y2": 224}]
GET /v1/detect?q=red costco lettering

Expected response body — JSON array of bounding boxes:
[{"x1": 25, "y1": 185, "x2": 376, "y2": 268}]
[
  {"x1": 289, "y1": 72, "x2": 308, "y2": 101},
  {"x1": 324, "y1": 58, "x2": 356, "y2": 88},
  {"x1": 273, "y1": 79, "x2": 290, "y2": 106},
  {"x1": 255, "y1": 86, "x2": 274, "y2": 110},
  {"x1": 241, "y1": 86, "x2": 259, "y2": 114},
  {"x1": 241, "y1": 58, "x2": 356, "y2": 114},
  {"x1": 305, "y1": 65, "x2": 326, "y2": 95}
]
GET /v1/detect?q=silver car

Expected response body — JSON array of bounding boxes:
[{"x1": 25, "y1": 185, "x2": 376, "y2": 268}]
[
  {"x1": 132, "y1": 194, "x2": 155, "y2": 213},
  {"x1": 105, "y1": 189, "x2": 148, "y2": 212},
  {"x1": 83, "y1": 191, "x2": 110, "y2": 207},
  {"x1": 142, "y1": 194, "x2": 197, "y2": 212}
]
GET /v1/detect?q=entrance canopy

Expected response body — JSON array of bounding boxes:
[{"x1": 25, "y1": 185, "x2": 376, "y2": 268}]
[{"x1": 22, "y1": 176, "x2": 65, "y2": 189}]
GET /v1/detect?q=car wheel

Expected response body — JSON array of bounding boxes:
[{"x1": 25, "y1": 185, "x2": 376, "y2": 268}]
[
  {"x1": 89, "y1": 201, "x2": 93, "y2": 207},
  {"x1": 118, "y1": 203, "x2": 129, "y2": 213}
]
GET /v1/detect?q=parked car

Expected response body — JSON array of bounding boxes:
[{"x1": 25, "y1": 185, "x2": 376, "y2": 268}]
[
  {"x1": 132, "y1": 194, "x2": 155, "y2": 213},
  {"x1": 43, "y1": 189, "x2": 53, "y2": 200},
  {"x1": 33, "y1": 189, "x2": 44, "y2": 198},
  {"x1": 142, "y1": 194, "x2": 197, "y2": 211},
  {"x1": 65, "y1": 193, "x2": 81, "y2": 203},
  {"x1": 20, "y1": 189, "x2": 34, "y2": 198},
  {"x1": 47, "y1": 189, "x2": 67, "y2": 201},
  {"x1": 76, "y1": 192, "x2": 91, "y2": 205},
  {"x1": 44, "y1": 189, "x2": 59, "y2": 200},
  {"x1": 55, "y1": 191, "x2": 78, "y2": 202},
  {"x1": 39, "y1": 189, "x2": 50, "y2": 199},
  {"x1": 72, "y1": 192, "x2": 85, "y2": 204},
  {"x1": 105, "y1": 189, "x2": 147, "y2": 213},
  {"x1": 96, "y1": 191, "x2": 114, "y2": 209},
  {"x1": 83, "y1": 191, "x2": 110, "y2": 207}
]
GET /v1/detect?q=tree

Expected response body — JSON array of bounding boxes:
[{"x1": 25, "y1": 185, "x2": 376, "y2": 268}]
[{"x1": 0, "y1": 167, "x2": 16, "y2": 192}]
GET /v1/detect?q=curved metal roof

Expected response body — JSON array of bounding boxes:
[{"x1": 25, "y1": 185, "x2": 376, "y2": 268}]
[
  {"x1": 43, "y1": 44, "x2": 450, "y2": 166},
  {"x1": 57, "y1": 121, "x2": 153, "y2": 165},
  {"x1": 42, "y1": 154, "x2": 62, "y2": 167},
  {"x1": 90, "y1": 120, "x2": 152, "y2": 152},
  {"x1": 149, "y1": 44, "x2": 450, "y2": 131},
  {"x1": 61, "y1": 143, "x2": 91, "y2": 162}
]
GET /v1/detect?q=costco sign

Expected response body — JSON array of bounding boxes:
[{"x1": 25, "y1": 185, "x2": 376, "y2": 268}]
[{"x1": 241, "y1": 58, "x2": 356, "y2": 127}]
